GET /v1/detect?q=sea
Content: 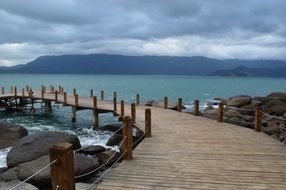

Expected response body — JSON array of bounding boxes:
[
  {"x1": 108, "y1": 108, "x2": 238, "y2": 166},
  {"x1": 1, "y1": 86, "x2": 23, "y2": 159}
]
[{"x1": 1, "y1": 74, "x2": 286, "y2": 167}]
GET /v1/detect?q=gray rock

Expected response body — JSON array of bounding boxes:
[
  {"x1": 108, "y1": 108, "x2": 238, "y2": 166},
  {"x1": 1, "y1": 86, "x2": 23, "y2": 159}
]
[
  {"x1": 78, "y1": 145, "x2": 106, "y2": 156},
  {"x1": 269, "y1": 105, "x2": 286, "y2": 116},
  {"x1": 97, "y1": 150, "x2": 121, "y2": 166},
  {"x1": 226, "y1": 95, "x2": 252, "y2": 107},
  {"x1": 0, "y1": 180, "x2": 38, "y2": 190},
  {"x1": 224, "y1": 109, "x2": 241, "y2": 118},
  {"x1": 202, "y1": 109, "x2": 217, "y2": 120},
  {"x1": 0, "y1": 168, "x2": 7, "y2": 175},
  {"x1": 7, "y1": 131, "x2": 81, "y2": 168},
  {"x1": 267, "y1": 92, "x2": 286, "y2": 103},
  {"x1": 225, "y1": 117, "x2": 254, "y2": 129},
  {"x1": 0, "y1": 123, "x2": 28, "y2": 149},
  {"x1": 251, "y1": 99, "x2": 263, "y2": 107},
  {"x1": 284, "y1": 113, "x2": 286, "y2": 119},
  {"x1": 106, "y1": 134, "x2": 122, "y2": 146},
  {"x1": 0, "y1": 153, "x2": 100, "y2": 187},
  {"x1": 99, "y1": 123, "x2": 122, "y2": 134}
]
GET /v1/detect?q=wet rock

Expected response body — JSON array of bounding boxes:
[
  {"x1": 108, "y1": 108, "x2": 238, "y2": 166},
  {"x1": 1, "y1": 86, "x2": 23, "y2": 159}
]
[
  {"x1": 99, "y1": 123, "x2": 122, "y2": 134},
  {"x1": 0, "y1": 168, "x2": 7, "y2": 175},
  {"x1": 226, "y1": 95, "x2": 252, "y2": 107},
  {"x1": 0, "y1": 180, "x2": 38, "y2": 190},
  {"x1": 97, "y1": 150, "x2": 121, "y2": 167},
  {"x1": 106, "y1": 134, "x2": 122, "y2": 146},
  {"x1": 0, "y1": 123, "x2": 28, "y2": 149},
  {"x1": 78, "y1": 145, "x2": 106, "y2": 156},
  {"x1": 0, "y1": 153, "x2": 100, "y2": 187},
  {"x1": 7, "y1": 131, "x2": 81, "y2": 168},
  {"x1": 204, "y1": 105, "x2": 214, "y2": 112}
]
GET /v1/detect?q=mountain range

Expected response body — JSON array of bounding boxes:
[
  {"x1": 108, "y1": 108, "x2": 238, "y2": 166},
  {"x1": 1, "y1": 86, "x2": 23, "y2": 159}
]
[{"x1": 0, "y1": 54, "x2": 286, "y2": 77}]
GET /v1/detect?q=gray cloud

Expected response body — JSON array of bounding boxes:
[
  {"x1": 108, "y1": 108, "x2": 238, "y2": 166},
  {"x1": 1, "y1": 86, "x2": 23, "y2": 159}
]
[{"x1": 0, "y1": 0, "x2": 286, "y2": 66}]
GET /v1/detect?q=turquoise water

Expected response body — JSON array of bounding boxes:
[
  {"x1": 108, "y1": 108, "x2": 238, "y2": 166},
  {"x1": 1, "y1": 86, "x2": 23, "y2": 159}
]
[
  {"x1": 1, "y1": 74, "x2": 286, "y2": 102},
  {"x1": 1, "y1": 74, "x2": 286, "y2": 167}
]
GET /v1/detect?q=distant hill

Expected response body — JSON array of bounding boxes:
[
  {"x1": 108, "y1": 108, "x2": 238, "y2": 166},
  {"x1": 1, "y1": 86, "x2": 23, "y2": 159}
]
[
  {"x1": 0, "y1": 54, "x2": 286, "y2": 76},
  {"x1": 209, "y1": 65, "x2": 286, "y2": 78}
]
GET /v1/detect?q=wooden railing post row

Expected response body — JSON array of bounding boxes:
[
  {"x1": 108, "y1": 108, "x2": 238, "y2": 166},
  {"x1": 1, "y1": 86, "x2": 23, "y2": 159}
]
[
  {"x1": 92, "y1": 96, "x2": 99, "y2": 130},
  {"x1": 1, "y1": 87, "x2": 4, "y2": 95},
  {"x1": 136, "y1": 94, "x2": 140, "y2": 106},
  {"x1": 164, "y1": 97, "x2": 168, "y2": 109},
  {"x1": 113, "y1": 91, "x2": 117, "y2": 111},
  {"x1": 255, "y1": 106, "x2": 262, "y2": 132},
  {"x1": 217, "y1": 102, "x2": 224, "y2": 122},
  {"x1": 178, "y1": 98, "x2": 182, "y2": 112},
  {"x1": 122, "y1": 116, "x2": 132, "y2": 160},
  {"x1": 131, "y1": 103, "x2": 136, "y2": 123},
  {"x1": 194, "y1": 100, "x2": 200, "y2": 116},
  {"x1": 145, "y1": 108, "x2": 151, "y2": 137},
  {"x1": 121, "y1": 100, "x2": 124, "y2": 116},
  {"x1": 49, "y1": 142, "x2": 75, "y2": 190}
]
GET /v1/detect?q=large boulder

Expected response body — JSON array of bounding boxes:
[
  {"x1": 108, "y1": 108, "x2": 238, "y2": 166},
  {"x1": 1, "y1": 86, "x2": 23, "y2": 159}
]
[
  {"x1": 262, "y1": 99, "x2": 286, "y2": 114},
  {"x1": 0, "y1": 123, "x2": 28, "y2": 149},
  {"x1": 6, "y1": 131, "x2": 81, "y2": 168},
  {"x1": 97, "y1": 150, "x2": 121, "y2": 166},
  {"x1": 0, "y1": 180, "x2": 38, "y2": 190},
  {"x1": 99, "y1": 123, "x2": 122, "y2": 134},
  {"x1": 225, "y1": 117, "x2": 254, "y2": 129},
  {"x1": 226, "y1": 95, "x2": 252, "y2": 107},
  {"x1": 267, "y1": 92, "x2": 286, "y2": 103},
  {"x1": 0, "y1": 153, "x2": 100, "y2": 187},
  {"x1": 78, "y1": 145, "x2": 106, "y2": 156},
  {"x1": 269, "y1": 105, "x2": 286, "y2": 116},
  {"x1": 106, "y1": 134, "x2": 122, "y2": 146}
]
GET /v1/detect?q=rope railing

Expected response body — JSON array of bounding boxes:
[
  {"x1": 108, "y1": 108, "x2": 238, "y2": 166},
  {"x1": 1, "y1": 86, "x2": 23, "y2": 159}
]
[
  {"x1": 8, "y1": 159, "x2": 57, "y2": 190},
  {"x1": 75, "y1": 137, "x2": 126, "y2": 179},
  {"x1": 85, "y1": 150, "x2": 127, "y2": 190},
  {"x1": 132, "y1": 130, "x2": 148, "y2": 147}
]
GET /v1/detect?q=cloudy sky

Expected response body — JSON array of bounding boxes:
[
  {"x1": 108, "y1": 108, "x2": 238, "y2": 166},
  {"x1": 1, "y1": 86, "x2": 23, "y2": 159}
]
[{"x1": 0, "y1": 0, "x2": 285, "y2": 66}]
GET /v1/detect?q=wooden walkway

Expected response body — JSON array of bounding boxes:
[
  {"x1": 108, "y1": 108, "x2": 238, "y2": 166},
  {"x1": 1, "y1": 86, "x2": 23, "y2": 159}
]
[{"x1": 1, "y1": 92, "x2": 286, "y2": 189}]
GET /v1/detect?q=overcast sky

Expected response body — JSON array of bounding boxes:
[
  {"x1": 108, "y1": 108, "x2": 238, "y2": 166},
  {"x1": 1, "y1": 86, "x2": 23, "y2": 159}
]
[{"x1": 0, "y1": 0, "x2": 286, "y2": 66}]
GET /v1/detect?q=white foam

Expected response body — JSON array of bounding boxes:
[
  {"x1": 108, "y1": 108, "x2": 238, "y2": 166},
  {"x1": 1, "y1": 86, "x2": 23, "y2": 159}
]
[{"x1": 0, "y1": 147, "x2": 12, "y2": 168}]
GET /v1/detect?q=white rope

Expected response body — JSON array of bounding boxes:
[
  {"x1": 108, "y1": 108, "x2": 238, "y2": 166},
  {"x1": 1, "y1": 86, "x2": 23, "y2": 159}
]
[
  {"x1": 113, "y1": 125, "x2": 124, "y2": 135},
  {"x1": 75, "y1": 137, "x2": 126, "y2": 179},
  {"x1": 85, "y1": 150, "x2": 127, "y2": 190},
  {"x1": 9, "y1": 160, "x2": 57, "y2": 190}
]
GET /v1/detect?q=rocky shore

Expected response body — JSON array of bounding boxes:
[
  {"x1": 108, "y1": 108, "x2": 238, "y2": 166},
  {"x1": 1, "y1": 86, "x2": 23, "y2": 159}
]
[
  {"x1": 0, "y1": 122, "x2": 142, "y2": 189},
  {"x1": 203, "y1": 92, "x2": 286, "y2": 144}
]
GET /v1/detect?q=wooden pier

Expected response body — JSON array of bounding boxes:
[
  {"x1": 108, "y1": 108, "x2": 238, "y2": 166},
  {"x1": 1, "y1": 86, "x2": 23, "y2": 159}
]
[{"x1": 0, "y1": 87, "x2": 286, "y2": 189}]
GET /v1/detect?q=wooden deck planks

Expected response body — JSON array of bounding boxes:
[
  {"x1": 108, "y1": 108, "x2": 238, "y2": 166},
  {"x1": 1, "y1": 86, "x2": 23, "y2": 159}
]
[{"x1": 1, "y1": 93, "x2": 286, "y2": 189}]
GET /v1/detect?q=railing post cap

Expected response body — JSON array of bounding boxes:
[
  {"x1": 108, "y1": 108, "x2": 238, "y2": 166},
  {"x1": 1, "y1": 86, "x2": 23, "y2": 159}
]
[{"x1": 50, "y1": 142, "x2": 73, "y2": 153}]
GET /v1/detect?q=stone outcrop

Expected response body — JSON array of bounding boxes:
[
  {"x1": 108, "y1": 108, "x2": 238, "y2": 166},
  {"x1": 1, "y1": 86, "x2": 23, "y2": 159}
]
[
  {"x1": 6, "y1": 131, "x2": 81, "y2": 168},
  {"x1": 0, "y1": 123, "x2": 28, "y2": 149}
]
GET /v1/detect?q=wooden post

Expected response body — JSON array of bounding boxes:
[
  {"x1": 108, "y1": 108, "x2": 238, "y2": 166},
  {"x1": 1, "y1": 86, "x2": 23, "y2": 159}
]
[
  {"x1": 93, "y1": 96, "x2": 97, "y2": 109},
  {"x1": 178, "y1": 98, "x2": 182, "y2": 112},
  {"x1": 50, "y1": 142, "x2": 75, "y2": 190},
  {"x1": 41, "y1": 89, "x2": 44, "y2": 99},
  {"x1": 164, "y1": 97, "x2": 168, "y2": 109},
  {"x1": 74, "y1": 94, "x2": 78, "y2": 107},
  {"x1": 92, "y1": 110, "x2": 99, "y2": 129},
  {"x1": 73, "y1": 88, "x2": 76, "y2": 96},
  {"x1": 14, "y1": 86, "x2": 17, "y2": 96},
  {"x1": 136, "y1": 94, "x2": 140, "y2": 106},
  {"x1": 217, "y1": 102, "x2": 224, "y2": 122},
  {"x1": 145, "y1": 108, "x2": 151, "y2": 137},
  {"x1": 63, "y1": 92, "x2": 67, "y2": 105},
  {"x1": 1, "y1": 87, "x2": 4, "y2": 95},
  {"x1": 113, "y1": 92, "x2": 117, "y2": 111},
  {"x1": 131, "y1": 103, "x2": 136, "y2": 123},
  {"x1": 194, "y1": 100, "x2": 200, "y2": 116},
  {"x1": 122, "y1": 116, "x2": 132, "y2": 160},
  {"x1": 71, "y1": 107, "x2": 76, "y2": 123},
  {"x1": 55, "y1": 90, "x2": 58, "y2": 102},
  {"x1": 90, "y1": 89, "x2": 93, "y2": 98},
  {"x1": 120, "y1": 100, "x2": 124, "y2": 116},
  {"x1": 255, "y1": 107, "x2": 262, "y2": 132},
  {"x1": 29, "y1": 88, "x2": 33, "y2": 98},
  {"x1": 92, "y1": 96, "x2": 98, "y2": 129},
  {"x1": 101, "y1": 90, "x2": 104, "y2": 100}
]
